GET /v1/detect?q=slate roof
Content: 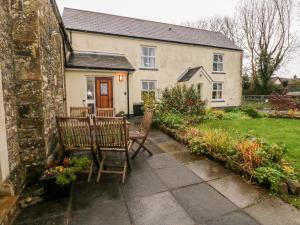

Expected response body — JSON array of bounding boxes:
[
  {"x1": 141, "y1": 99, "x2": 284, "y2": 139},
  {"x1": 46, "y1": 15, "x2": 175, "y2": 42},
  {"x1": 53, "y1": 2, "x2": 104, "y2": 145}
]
[
  {"x1": 62, "y1": 8, "x2": 241, "y2": 51},
  {"x1": 66, "y1": 52, "x2": 135, "y2": 71},
  {"x1": 178, "y1": 67, "x2": 201, "y2": 82}
]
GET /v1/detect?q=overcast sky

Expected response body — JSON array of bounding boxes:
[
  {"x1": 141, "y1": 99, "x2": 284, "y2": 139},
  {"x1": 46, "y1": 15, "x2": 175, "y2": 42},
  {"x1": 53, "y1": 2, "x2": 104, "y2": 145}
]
[{"x1": 56, "y1": 0, "x2": 300, "y2": 77}]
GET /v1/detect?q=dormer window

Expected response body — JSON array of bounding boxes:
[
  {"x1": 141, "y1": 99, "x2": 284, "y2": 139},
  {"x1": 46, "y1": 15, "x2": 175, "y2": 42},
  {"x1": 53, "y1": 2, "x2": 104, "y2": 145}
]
[
  {"x1": 213, "y1": 54, "x2": 224, "y2": 72},
  {"x1": 141, "y1": 46, "x2": 156, "y2": 69}
]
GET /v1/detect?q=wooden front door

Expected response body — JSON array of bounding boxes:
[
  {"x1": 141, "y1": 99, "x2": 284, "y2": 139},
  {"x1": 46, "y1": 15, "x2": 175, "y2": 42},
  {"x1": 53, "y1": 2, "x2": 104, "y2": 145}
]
[{"x1": 95, "y1": 77, "x2": 113, "y2": 108}]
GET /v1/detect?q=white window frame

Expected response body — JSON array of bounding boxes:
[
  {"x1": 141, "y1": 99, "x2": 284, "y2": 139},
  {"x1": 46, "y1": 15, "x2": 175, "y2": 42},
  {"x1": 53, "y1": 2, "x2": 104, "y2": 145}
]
[
  {"x1": 212, "y1": 82, "x2": 224, "y2": 100},
  {"x1": 213, "y1": 53, "x2": 224, "y2": 72},
  {"x1": 141, "y1": 80, "x2": 157, "y2": 100},
  {"x1": 86, "y1": 76, "x2": 96, "y2": 114},
  {"x1": 141, "y1": 46, "x2": 156, "y2": 69}
]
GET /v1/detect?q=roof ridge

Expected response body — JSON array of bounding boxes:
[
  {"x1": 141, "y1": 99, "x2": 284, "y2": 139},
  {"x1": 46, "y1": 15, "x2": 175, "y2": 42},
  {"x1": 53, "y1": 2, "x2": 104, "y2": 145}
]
[{"x1": 63, "y1": 7, "x2": 221, "y2": 35}]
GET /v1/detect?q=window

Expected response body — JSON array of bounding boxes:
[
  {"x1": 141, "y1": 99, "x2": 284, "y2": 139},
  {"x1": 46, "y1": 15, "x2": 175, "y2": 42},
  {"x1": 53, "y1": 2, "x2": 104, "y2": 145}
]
[
  {"x1": 141, "y1": 80, "x2": 156, "y2": 101},
  {"x1": 213, "y1": 54, "x2": 224, "y2": 72},
  {"x1": 86, "y1": 77, "x2": 95, "y2": 114},
  {"x1": 141, "y1": 46, "x2": 156, "y2": 68},
  {"x1": 197, "y1": 83, "x2": 202, "y2": 97},
  {"x1": 212, "y1": 82, "x2": 223, "y2": 100}
]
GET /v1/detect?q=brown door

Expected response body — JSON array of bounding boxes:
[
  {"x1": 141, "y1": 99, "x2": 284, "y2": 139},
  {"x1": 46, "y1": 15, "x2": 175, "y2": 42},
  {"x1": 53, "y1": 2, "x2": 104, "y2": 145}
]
[{"x1": 95, "y1": 77, "x2": 113, "y2": 108}]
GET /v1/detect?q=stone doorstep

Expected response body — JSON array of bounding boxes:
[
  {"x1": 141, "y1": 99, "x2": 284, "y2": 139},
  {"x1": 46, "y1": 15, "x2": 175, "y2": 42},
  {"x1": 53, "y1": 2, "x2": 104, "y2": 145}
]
[{"x1": 0, "y1": 196, "x2": 19, "y2": 225}]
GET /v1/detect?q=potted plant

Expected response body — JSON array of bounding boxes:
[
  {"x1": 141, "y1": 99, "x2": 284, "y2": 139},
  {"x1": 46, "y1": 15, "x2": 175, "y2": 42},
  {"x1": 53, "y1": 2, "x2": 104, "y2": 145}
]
[{"x1": 40, "y1": 156, "x2": 91, "y2": 200}]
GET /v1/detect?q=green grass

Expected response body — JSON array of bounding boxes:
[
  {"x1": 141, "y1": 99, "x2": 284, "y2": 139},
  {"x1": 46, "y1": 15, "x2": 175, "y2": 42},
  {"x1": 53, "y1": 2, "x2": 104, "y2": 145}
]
[{"x1": 200, "y1": 118, "x2": 300, "y2": 172}]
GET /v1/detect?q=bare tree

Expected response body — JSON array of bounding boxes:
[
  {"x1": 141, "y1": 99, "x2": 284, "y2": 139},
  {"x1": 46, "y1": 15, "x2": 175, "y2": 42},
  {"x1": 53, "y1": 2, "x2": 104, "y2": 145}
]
[{"x1": 238, "y1": 0, "x2": 296, "y2": 94}]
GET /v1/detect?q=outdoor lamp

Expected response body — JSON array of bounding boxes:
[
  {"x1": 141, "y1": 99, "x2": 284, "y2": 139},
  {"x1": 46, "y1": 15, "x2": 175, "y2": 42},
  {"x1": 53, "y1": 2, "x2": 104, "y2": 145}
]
[{"x1": 119, "y1": 74, "x2": 124, "y2": 81}]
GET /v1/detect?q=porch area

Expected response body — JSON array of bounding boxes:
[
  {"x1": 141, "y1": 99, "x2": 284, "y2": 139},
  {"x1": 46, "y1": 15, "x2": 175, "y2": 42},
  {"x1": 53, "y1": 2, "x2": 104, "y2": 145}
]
[{"x1": 13, "y1": 128, "x2": 300, "y2": 225}]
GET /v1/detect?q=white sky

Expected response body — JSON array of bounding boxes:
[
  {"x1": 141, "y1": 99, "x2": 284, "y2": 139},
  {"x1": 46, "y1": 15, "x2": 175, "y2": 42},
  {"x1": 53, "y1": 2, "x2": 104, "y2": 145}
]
[{"x1": 56, "y1": 0, "x2": 300, "y2": 78}]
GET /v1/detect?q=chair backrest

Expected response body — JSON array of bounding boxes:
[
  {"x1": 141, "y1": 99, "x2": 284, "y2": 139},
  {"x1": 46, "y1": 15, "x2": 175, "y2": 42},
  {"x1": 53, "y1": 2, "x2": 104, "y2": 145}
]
[
  {"x1": 140, "y1": 108, "x2": 154, "y2": 137},
  {"x1": 93, "y1": 117, "x2": 127, "y2": 150},
  {"x1": 56, "y1": 117, "x2": 92, "y2": 151},
  {"x1": 96, "y1": 108, "x2": 115, "y2": 117},
  {"x1": 70, "y1": 107, "x2": 92, "y2": 117}
]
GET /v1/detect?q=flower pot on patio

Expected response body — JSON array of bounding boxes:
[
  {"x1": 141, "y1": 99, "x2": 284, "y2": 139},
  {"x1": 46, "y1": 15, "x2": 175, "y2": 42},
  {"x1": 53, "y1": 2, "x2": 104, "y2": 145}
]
[{"x1": 40, "y1": 176, "x2": 72, "y2": 200}]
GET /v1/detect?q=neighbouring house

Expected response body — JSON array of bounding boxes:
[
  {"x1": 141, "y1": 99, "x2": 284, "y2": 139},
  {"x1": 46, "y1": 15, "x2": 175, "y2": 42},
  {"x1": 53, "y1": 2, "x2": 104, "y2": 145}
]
[{"x1": 62, "y1": 8, "x2": 243, "y2": 115}]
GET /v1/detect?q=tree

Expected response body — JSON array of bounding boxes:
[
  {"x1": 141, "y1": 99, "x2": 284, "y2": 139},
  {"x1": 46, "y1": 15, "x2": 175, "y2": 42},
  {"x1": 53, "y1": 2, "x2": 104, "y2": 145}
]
[{"x1": 238, "y1": 0, "x2": 296, "y2": 94}]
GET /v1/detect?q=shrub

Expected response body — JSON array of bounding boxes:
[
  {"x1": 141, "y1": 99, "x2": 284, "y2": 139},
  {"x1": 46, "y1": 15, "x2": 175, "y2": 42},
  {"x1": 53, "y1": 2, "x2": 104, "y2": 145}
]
[
  {"x1": 160, "y1": 84, "x2": 206, "y2": 115},
  {"x1": 159, "y1": 113, "x2": 184, "y2": 129},
  {"x1": 240, "y1": 107, "x2": 264, "y2": 118},
  {"x1": 269, "y1": 93, "x2": 298, "y2": 111}
]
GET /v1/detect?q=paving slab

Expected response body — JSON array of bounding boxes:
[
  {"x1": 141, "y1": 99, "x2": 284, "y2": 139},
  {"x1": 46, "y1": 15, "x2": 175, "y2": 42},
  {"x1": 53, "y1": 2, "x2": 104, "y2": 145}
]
[
  {"x1": 208, "y1": 175, "x2": 267, "y2": 208},
  {"x1": 128, "y1": 155, "x2": 153, "y2": 173},
  {"x1": 244, "y1": 197, "x2": 300, "y2": 225},
  {"x1": 127, "y1": 191, "x2": 195, "y2": 225},
  {"x1": 199, "y1": 211, "x2": 260, "y2": 225},
  {"x1": 171, "y1": 151, "x2": 204, "y2": 164},
  {"x1": 159, "y1": 141, "x2": 188, "y2": 153},
  {"x1": 69, "y1": 201, "x2": 131, "y2": 225},
  {"x1": 187, "y1": 159, "x2": 232, "y2": 181},
  {"x1": 121, "y1": 170, "x2": 168, "y2": 199},
  {"x1": 14, "y1": 198, "x2": 69, "y2": 224},
  {"x1": 155, "y1": 164, "x2": 202, "y2": 189},
  {"x1": 149, "y1": 134, "x2": 175, "y2": 144},
  {"x1": 146, "y1": 153, "x2": 181, "y2": 169},
  {"x1": 142, "y1": 142, "x2": 165, "y2": 155},
  {"x1": 71, "y1": 179, "x2": 122, "y2": 211},
  {"x1": 172, "y1": 183, "x2": 237, "y2": 223},
  {"x1": 15, "y1": 215, "x2": 65, "y2": 225}
]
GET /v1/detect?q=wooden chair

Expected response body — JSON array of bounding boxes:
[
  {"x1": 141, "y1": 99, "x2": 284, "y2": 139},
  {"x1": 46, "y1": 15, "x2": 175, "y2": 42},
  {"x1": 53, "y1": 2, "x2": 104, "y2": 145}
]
[
  {"x1": 96, "y1": 108, "x2": 115, "y2": 117},
  {"x1": 70, "y1": 107, "x2": 92, "y2": 117},
  {"x1": 129, "y1": 109, "x2": 154, "y2": 159},
  {"x1": 56, "y1": 117, "x2": 99, "y2": 182},
  {"x1": 93, "y1": 116, "x2": 131, "y2": 184}
]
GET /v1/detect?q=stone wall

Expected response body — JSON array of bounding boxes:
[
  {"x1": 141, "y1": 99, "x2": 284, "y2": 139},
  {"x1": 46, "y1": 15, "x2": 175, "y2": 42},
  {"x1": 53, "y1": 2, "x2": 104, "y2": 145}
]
[
  {"x1": 0, "y1": 0, "x2": 68, "y2": 192},
  {"x1": 0, "y1": 0, "x2": 22, "y2": 188}
]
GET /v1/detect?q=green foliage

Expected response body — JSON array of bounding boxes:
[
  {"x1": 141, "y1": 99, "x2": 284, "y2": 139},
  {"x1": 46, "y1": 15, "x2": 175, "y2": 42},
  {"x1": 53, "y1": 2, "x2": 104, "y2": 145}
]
[
  {"x1": 160, "y1": 84, "x2": 206, "y2": 115},
  {"x1": 44, "y1": 156, "x2": 91, "y2": 186},
  {"x1": 142, "y1": 92, "x2": 156, "y2": 109},
  {"x1": 240, "y1": 107, "x2": 265, "y2": 118},
  {"x1": 159, "y1": 113, "x2": 184, "y2": 129},
  {"x1": 254, "y1": 165, "x2": 285, "y2": 192}
]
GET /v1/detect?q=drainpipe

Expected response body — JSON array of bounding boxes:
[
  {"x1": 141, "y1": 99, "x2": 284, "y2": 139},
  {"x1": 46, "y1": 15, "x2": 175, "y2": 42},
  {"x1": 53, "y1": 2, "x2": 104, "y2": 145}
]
[{"x1": 127, "y1": 72, "x2": 130, "y2": 117}]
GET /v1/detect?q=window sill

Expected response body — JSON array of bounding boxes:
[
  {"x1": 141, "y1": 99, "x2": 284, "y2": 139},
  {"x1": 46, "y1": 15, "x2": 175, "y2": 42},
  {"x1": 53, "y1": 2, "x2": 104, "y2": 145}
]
[
  {"x1": 212, "y1": 72, "x2": 226, "y2": 74},
  {"x1": 212, "y1": 100, "x2": 225, "y2": 103},
  {"x1": 139, "y1": 68, "x2": 159, "y2": 71}
]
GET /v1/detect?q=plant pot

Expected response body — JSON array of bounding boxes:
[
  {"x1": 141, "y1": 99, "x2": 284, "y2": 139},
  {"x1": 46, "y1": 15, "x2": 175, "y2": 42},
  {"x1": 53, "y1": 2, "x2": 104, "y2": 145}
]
[{"x1": 40, "y1": 176, "x2": 72, "y2": 200}]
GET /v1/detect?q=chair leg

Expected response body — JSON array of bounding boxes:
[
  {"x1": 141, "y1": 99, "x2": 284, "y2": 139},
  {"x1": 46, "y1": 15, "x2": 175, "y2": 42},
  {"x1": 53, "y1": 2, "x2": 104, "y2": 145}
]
[
  {"x1": 125, "y1": 150, "x2": 131, "y2": 171},
  {"x1": 97, "y1": 155, "x2": 105, "y2": 183},
  {"x1": 87, "y1": 161, "x2": 93, "y2": 182},
  {"x1": 91, "y1": 148, "x2": 100, "y2": 169},
  {"x1": 122, "y1": 162, "x2": 127, "y2": 184},
  {"x1": 131, "y1": 139, "x2": 145, "y2": 159},
  {"x1": 142, "y1": 144, "x2": 153, "y2": 156}
]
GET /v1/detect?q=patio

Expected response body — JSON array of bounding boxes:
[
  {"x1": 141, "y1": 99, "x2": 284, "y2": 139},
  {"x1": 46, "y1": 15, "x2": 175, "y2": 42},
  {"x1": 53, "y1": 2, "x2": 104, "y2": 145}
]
[{"x1": 13, "y1": 129, "x2": 300, "y2": 225}]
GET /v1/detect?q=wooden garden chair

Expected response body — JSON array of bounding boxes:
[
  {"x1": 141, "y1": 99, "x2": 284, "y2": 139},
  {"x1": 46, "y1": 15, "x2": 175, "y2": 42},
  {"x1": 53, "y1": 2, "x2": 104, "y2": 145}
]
[
  {"x1": 93, "y1": 116, "x2": 131, "y2": 184},
  {"x1": 56, "y1": 117, "x2": 99, "y2": 182},
  {"x1": 70, "y1": 107, "x2": 92, "y2": 117},
  {"x1": 96, "y1": 108, "x2": 115, "y2": 117},
  {"x1": 129, "y1": 109, "x2": 154, "y2": 159}
]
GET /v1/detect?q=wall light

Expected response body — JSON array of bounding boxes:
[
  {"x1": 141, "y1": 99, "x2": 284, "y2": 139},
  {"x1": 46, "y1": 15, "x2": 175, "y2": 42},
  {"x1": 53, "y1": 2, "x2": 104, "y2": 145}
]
[{"x1": 119, "y1": 74, "x2": 124, "y2": 81}]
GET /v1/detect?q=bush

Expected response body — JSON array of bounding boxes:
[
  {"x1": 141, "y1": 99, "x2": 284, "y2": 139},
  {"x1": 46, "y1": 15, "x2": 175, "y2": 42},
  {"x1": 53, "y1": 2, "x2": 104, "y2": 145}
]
[
  {"x1": 269, "y1": 93, "x2": 298, "y2": 111},
  {"x1": 160, "y1": 84, "x2": 206, "y2": 115},
  {"x1": 159, "y1": 113, "x2": 184, "y2": 129},
  {"x1": 240, "y1": 107, "x2": 264, "y2": 118}
]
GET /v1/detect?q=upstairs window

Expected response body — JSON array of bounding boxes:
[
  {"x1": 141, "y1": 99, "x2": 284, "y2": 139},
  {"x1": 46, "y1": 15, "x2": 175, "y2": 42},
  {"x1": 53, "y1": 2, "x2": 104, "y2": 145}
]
[
  {"x1": 212, "y1": 82, "x2": 223, "y2": 100},
  {"x1": 141, "y1": 80, "x2": 156, "y2": 101},
  {"x1": 213, "y1": 54, "x2": 224, "y2": 72},
  {"x1": 141, "y1": 46, "x2": 156, "y2": 68}
]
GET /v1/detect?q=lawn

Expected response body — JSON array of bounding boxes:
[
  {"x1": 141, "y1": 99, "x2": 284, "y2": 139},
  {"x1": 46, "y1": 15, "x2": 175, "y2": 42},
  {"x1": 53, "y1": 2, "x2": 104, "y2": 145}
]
[{"x1": 200, "y1": 118, "x2": 300, "y2": 172}]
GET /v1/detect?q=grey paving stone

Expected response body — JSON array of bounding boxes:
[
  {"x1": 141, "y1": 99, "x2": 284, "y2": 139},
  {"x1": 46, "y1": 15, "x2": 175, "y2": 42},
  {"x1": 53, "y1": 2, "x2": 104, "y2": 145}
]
[
  {"x1": 142, "y1": 142, "x2": 165, "y2": 156},
  {"x1": 187, "y1": 159, "x2": 232, "y2": 181},
  {"x1": 69, "y1": 201, "x2": 131, "y2": 225},
  {"x1": 149, "y1": 134, "x2": 174, "y2": 144},
  {"x1": 14, "y1": 198, "x2": 69, "y2": 224},
  {"x1": 172, "y1": 183, "x2": 237, "y2": 223},
  {"x1": 14, "y1": 215, "x2": 65, "y2": 225},
  {"x1": 244, "y1": 197, "x2": 300, "y2": 225},
  {"x1": 146, "y1": 153, "x2": 181, "y2": 169},
  {"x1": 155, "y1": 164, "x2": 202, "y2": 189},
  {"x1": 159, "y1": 141, "x2": 188, "y2": 153},
  {"x1": 121, "y1": 170, "x2": 168, "y2": 199},
  {"x1": 127, "y1": 191, "x2": 195, "y2": 225},
  {"x1": 171, "y1": 151, "x2": 204, "y2": 164},
  {"x1": 199, "y1": 211, "x2": 260, "y2": 225},
  {"x1": 71, "y1": 180, "x2": 122, "y2": 211},
  {"x1": 208, "y1": 175, "x2": 267, "y2": 208},
  {"x1": 128, "y1": 154, "x2": 153, "y2": 173}
]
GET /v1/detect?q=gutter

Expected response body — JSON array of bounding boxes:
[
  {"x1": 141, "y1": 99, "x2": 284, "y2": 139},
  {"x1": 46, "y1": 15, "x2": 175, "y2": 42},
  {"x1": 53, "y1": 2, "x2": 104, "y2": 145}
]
[
  {"x1": 66, "y1": 65, "x2": 135, "y2": 72},
  {"x1": 127, "y1": 72, "x2": 130, "y2": 117}
]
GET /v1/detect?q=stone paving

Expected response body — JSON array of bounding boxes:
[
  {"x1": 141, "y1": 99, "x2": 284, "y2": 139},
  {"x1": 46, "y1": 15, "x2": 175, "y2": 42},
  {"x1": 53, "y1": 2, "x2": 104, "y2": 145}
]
[{"x1": 14, "y1": 129, "x2": 300, "y2": 225}]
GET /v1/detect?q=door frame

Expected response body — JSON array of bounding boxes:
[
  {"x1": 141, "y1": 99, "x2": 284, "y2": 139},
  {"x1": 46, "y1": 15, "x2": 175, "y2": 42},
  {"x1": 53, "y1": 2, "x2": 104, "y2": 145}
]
[{"x1": 95, "y1": 77, "x2": 114, "y2": 109}]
